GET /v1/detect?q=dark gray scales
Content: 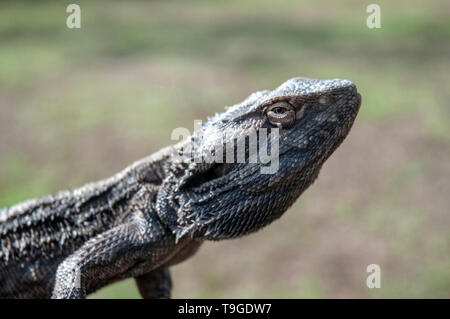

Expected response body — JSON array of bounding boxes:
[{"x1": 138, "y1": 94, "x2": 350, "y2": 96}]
[{"x1": 0, "y1": 78, "x2": 361, "y2": 298}]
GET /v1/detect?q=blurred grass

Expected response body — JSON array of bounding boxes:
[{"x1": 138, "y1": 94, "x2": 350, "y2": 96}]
[{"x1": 0, "y1": 0, "x2": 449, "y2": 298}]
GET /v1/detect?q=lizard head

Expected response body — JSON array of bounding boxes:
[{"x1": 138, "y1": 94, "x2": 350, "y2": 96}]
[{"x1": 156, "y1": 77, "x2": 361, "y2": 241}]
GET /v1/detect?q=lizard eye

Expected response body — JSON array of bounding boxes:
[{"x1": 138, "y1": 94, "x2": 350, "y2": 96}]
[
  {"x1": 272, "y1": 107, "x2": 286, "y2": 114},
  {"x1": 266, "y1": 102, "x2": 295, "y2": 128}
]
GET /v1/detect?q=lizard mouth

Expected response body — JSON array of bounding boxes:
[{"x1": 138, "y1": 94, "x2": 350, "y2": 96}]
[{"x1": 182, "y1": 163, "x2": 234, "y2": 189}]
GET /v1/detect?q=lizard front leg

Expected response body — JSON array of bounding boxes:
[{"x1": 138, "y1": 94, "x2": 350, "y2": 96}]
[
  {"x1": 52, "y1": 211, "x2": 171, "y2": 299},
  {"x1": 135, "y1": 268, "x2": 172, "y2": 299},
  {"x1": 52, "y1": 224, "x2": 131, "y2": 298}
]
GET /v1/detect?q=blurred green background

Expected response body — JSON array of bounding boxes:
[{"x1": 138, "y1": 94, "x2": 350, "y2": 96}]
[{"x1": 0, "y1": 0, "x2": 449, "y2": 298}]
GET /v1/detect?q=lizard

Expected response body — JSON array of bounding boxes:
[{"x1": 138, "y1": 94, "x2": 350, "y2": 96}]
[{"x1": 0, "y1": 77, "x2": 361, "y2": 299}]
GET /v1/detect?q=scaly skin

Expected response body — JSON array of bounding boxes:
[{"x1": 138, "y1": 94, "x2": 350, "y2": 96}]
[{"x1": 0, "y1": 78, "x2": 361, "y2": 298}]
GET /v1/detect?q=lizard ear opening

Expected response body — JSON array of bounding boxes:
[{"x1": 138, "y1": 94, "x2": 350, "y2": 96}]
[{"x1": 181, "y1": 163, "x2": 234, "y2": 189}]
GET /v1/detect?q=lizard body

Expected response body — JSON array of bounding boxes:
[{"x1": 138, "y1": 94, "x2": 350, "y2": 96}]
[{"x1": 0, "y1": 78, "x2": 361, "y2": 298}]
